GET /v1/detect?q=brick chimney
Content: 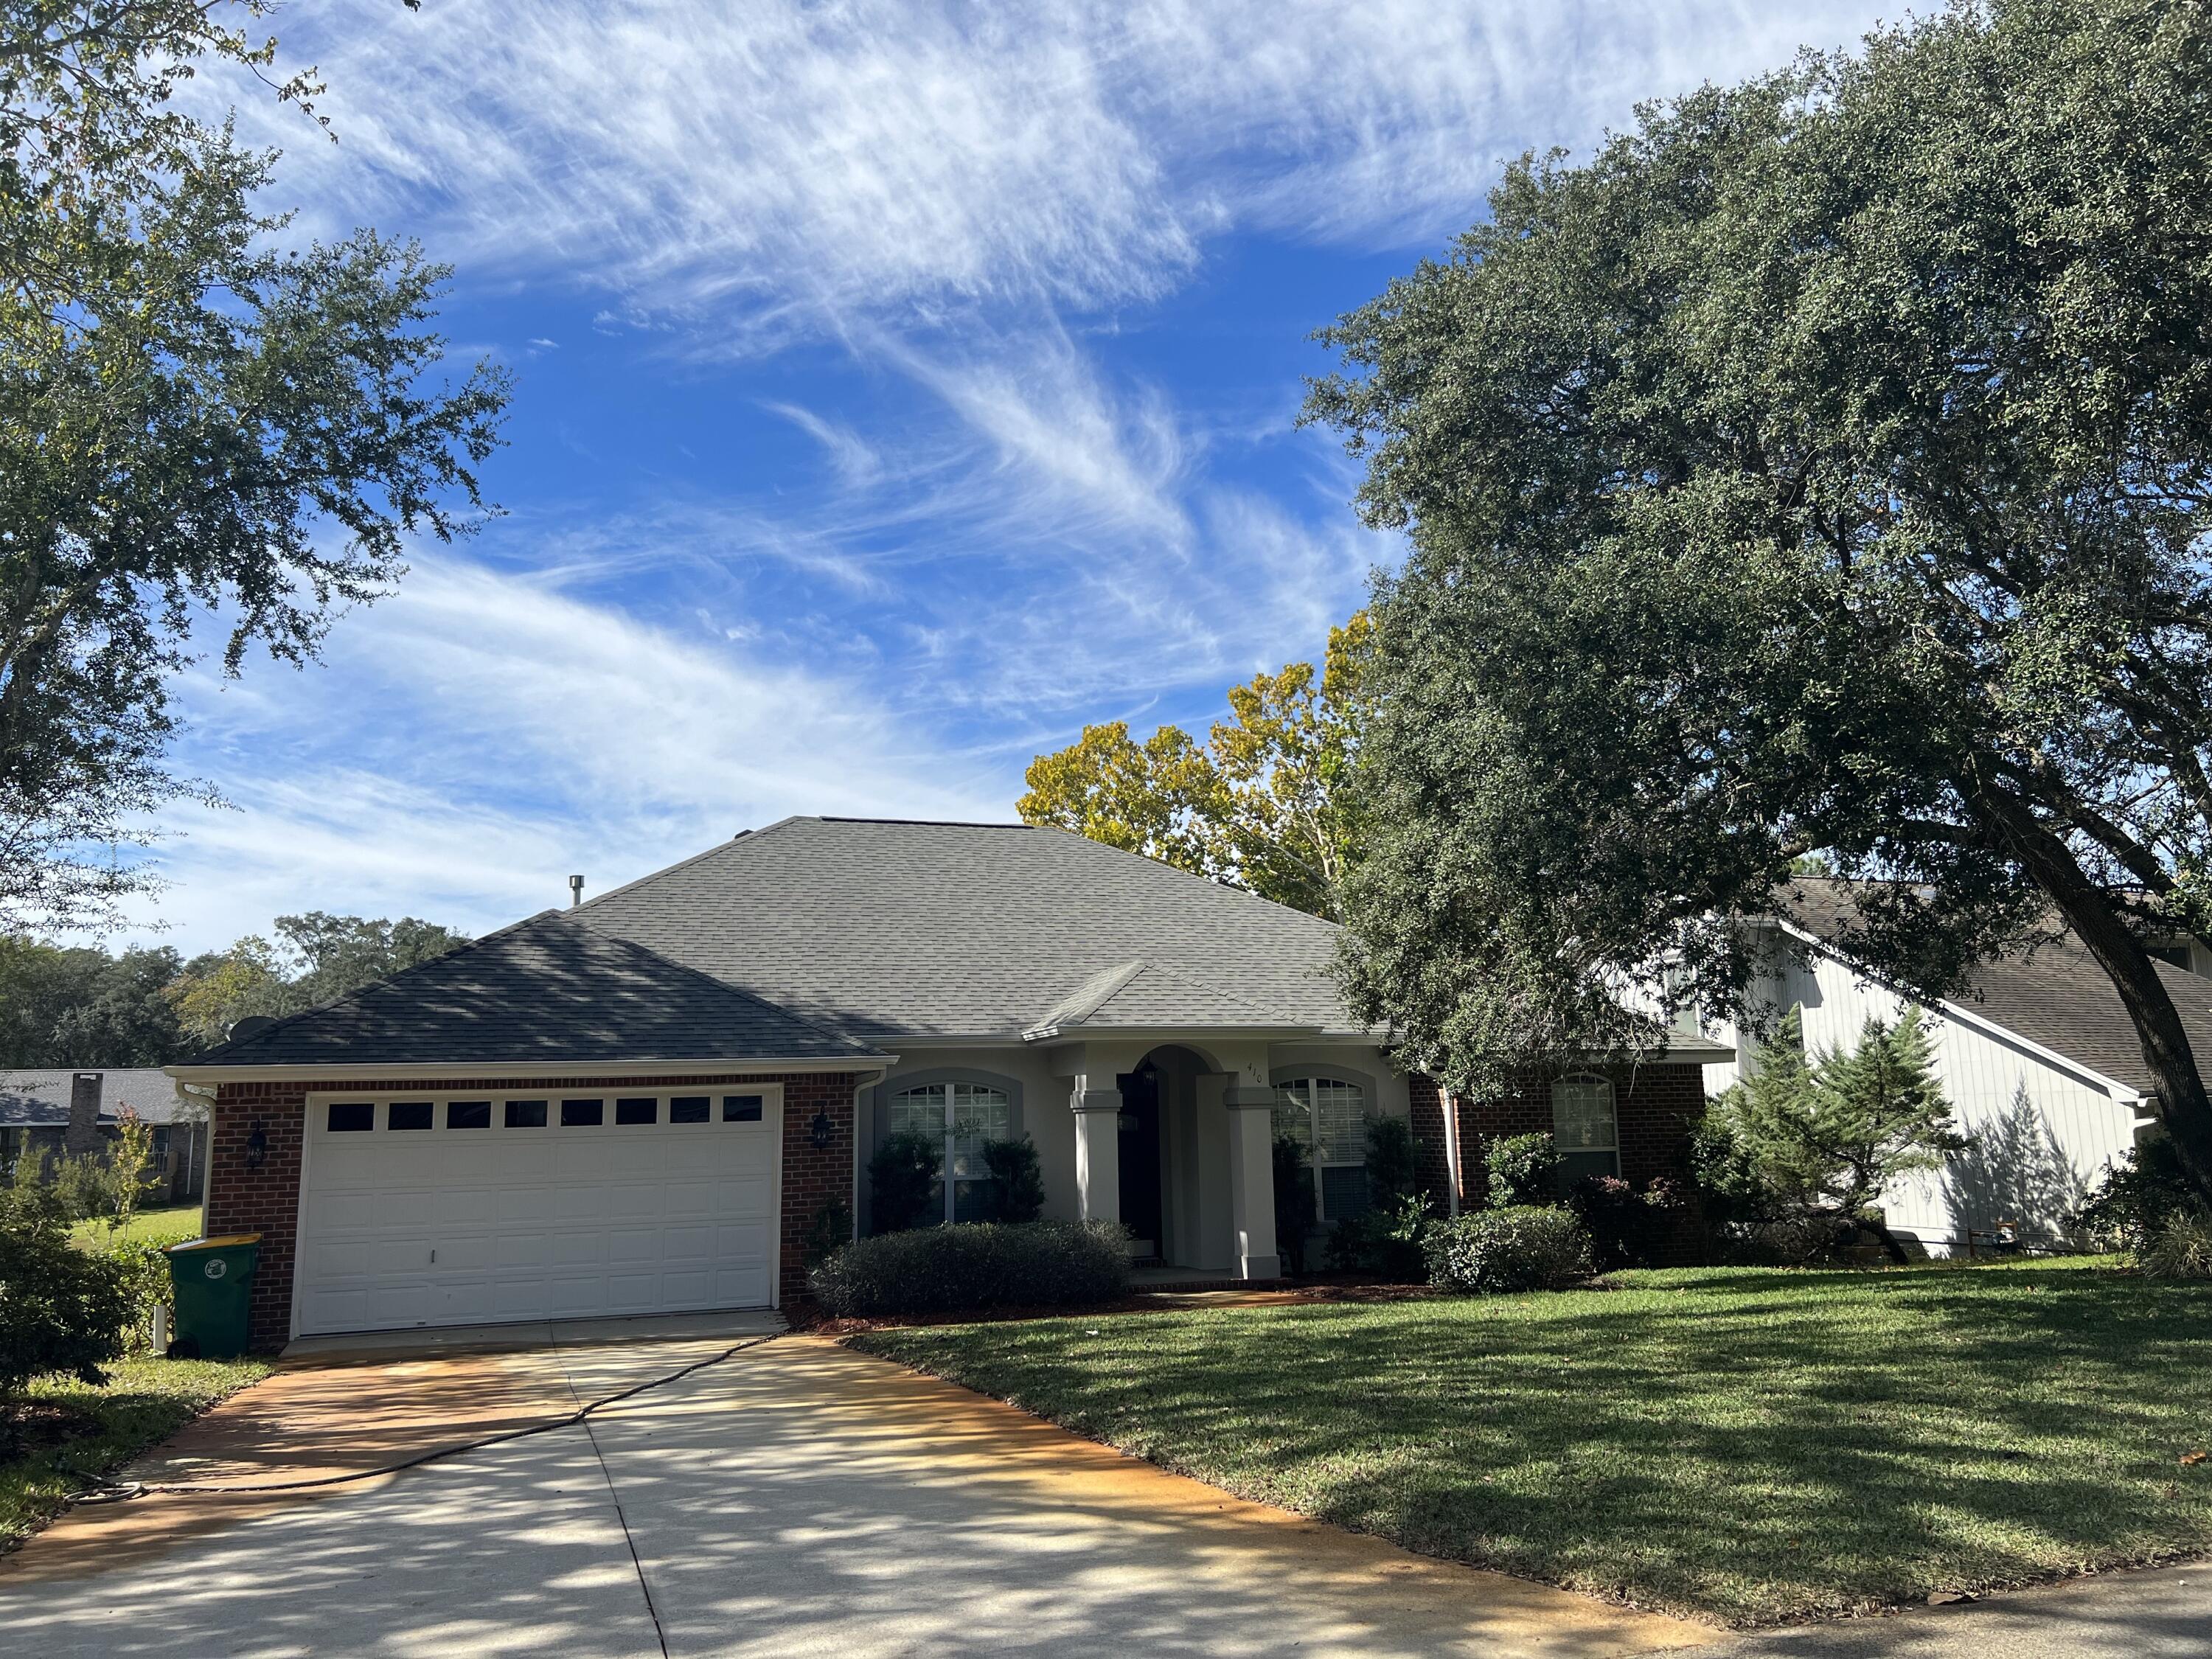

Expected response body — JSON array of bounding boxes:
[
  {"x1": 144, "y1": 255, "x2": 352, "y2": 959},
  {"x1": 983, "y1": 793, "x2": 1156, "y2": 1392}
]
[{"x1": 65, "y1": 1072, "x2": 102, "y2": 1156}]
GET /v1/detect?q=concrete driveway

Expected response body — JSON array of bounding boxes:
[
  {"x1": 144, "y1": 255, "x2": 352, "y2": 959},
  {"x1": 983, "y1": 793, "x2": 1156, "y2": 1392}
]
[{"x1": 0, "y1": 1324, "x2": 1710, "y2": 1658}]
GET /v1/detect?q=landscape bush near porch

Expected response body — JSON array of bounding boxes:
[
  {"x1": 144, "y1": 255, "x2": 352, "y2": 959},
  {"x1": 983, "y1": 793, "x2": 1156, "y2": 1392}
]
[{"x1": 809, "y1": 1219, "x2": 1130, "y2": 1316}]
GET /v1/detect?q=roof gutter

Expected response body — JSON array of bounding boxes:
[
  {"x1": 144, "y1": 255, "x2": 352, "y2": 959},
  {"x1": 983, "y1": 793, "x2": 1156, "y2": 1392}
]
[{"x1": 164, "y1": 1054, "x2": 897, "y2": 1086}]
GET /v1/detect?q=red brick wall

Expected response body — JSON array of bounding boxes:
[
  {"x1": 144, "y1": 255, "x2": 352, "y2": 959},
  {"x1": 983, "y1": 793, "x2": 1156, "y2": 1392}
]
[
  {"x1": 207, "y1": 1070, "x2": 862, "y2": 1352},
  {"x1": 1407, "y1": 1062, "x2": 1709, "y2": 1261}
]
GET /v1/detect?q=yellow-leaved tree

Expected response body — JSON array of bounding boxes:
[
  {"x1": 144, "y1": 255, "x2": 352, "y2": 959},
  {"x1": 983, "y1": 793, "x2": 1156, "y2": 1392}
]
[{"x1": 1018, "y1": 613, "x2": 1371, "y2": 919}]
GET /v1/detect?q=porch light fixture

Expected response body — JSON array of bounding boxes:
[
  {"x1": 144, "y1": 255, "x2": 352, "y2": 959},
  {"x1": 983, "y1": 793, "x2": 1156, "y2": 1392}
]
[
  {"x1": 245, "y1": 1121, "x2": 268, "y2": 1169},
  {"x1": 809, "y1": 1110, "x2": 835, "y2": 1150}
]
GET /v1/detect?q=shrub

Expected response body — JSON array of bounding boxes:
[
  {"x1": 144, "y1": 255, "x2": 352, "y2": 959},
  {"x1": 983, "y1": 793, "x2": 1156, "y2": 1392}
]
[
  {"x1": 2073, "y1": 1138, "x2": 2202, "y2": 1253},
  {"x1": 1326, "y1": 1192, "x2": 1435, "y2": 1281},
  {"x1": 801, "y1": 1197, "x2": 854, "y2": 1270},
  {"x1": 808, "y1": 1220, "x2": 1130, "y2": 1317},
  {"x1": 1484, "y1": 1133, "x2": 1562, "y2": 1208},
  {"x1": 1272, "y1": 1134, "x2": 1315, "y2": 1276},
  {"x1": 2143, "y1": 1210, "x2": 2212, "y2": 1280},
  {"x1": 1424, "y1": 1206, "x2": 1594, "y2": 1295},
  {"x1": 868, "y1": 1129, "x2": 942, "y2": 1234},
  {"x1": 977, "y1": 1135, "x2": 1046, "y2": 1224},
  {"x1": 0, "y1": 1176, "x2": 134, "y2": 1397},
  {"x1": 1571, "y1": 1174, "x2": 1682, "y2": 1270},
  {"x1": 1363, "y1": 1116, "x2": 1419, "y2": 1206}
]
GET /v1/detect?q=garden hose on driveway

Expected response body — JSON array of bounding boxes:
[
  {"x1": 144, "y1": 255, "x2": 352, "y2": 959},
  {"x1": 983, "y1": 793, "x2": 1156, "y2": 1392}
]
[{"x1": 73, "y1": 1333, "x2": 781, "y2": 1505}]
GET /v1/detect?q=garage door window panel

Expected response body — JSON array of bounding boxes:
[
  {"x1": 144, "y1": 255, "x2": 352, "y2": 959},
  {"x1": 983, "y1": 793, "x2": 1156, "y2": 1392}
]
[
  {"x1": 327, "y1": 1102, "x2": 374, "y2": 1133},
  {"x1": 616, "y1": 1098, "x2": 658, "y2": 1125},
  {"x1": 562, "y1": 1099, "x2": 605, "y2": 1127},
  {"x1": 448, "y1": 1101, "x2": 492, "y2": 1130},
  {"x1": 504, "y1": 1099, "x2": 548, "y2": 1129},
  {"x1": 389, "y1": 1102, "x2": 434, "y2": 1132}
]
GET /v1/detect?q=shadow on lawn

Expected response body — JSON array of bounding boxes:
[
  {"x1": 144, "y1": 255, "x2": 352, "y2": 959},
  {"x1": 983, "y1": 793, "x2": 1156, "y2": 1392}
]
[{"x1": 872, "y1": 1267, "x2": 2212, "y2": 1621}]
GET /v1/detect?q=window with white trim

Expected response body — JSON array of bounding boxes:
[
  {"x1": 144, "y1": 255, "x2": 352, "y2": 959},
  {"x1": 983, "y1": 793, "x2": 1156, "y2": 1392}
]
[
  {"x1": 1274, "y1": 1077, "x2": 1371, "y2": 1222},
  {"x1": 888, "y1": 1082, "x2": 1012, "y2": 1223},
  {"x1": 1551, "y1": 1074, "x2": 1621, "y2": 1186}
]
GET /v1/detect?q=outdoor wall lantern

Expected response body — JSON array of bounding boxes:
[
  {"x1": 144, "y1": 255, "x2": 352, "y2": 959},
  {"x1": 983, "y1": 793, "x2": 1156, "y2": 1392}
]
[
  {"x1": 245, "y1": 1121, "x2": 269, "y2": 1169},
  {"x1": 809, "y1": 1110, "x2": 834, "y2": 1150},
  {"x1": 1117, "y1": 1107, "x2": 1140, "y2": 1134}
]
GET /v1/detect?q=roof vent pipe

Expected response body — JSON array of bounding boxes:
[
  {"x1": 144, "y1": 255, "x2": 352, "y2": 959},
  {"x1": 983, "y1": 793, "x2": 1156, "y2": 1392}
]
[{"x1": 568, "y1": 874, "x2": 584, "y2": 908}]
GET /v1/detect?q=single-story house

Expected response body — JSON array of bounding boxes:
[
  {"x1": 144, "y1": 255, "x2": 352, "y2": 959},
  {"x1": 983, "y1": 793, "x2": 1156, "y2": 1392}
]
[
  {"x1": 0, "y1": 1067, "x2": 207, "y2": 1201},
  {"x1": 1701, "y1": 878, "x2": 2201, "y2": 1253},
  {"x1": 170, "y1": 817, "x2": 1728, "y2": 1350}
]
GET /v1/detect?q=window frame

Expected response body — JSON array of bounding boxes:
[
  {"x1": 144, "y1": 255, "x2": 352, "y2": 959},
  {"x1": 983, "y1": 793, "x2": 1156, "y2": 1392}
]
[
  {"x1": 306, "y1": 1085, "x2": 785, "y2": 1140},
  {"x1": 1549, "y1": 1072, "x2": 1621, "y2": 1185},
  {"x1": 884, "y1": 1079, "x2": 1015, "y2": 1225},
  {"x1": 1270, "y1": 1072, "x2": 1377, "y2": 1225}
]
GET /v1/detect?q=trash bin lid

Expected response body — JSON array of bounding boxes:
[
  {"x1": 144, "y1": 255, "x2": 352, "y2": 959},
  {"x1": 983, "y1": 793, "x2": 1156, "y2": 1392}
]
[{"x1": 166, "y1": 1233, "x2": 262, "y2": 1254}]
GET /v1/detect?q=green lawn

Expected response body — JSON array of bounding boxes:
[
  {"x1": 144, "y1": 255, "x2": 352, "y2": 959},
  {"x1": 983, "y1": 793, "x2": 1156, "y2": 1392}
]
[
  {"x1": 855, "y1": 1259, "x2": 2212, "y2": 1625},
  {"x1": 69, "y1": 1201, "x2": 203, "y2": 1253},
  {"x1": 1, "y1": 1353, "x2": 271, "y2": 1551}
]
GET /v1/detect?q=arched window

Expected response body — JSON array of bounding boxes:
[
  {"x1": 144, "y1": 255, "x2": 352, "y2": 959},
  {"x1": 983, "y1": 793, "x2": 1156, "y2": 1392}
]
[
  {"x1": 888, "y1": 1082, "x2": 1012, "y2": 1222},
  {"x1": 1274, "y1": 1077, "x2": 1370, "y2": 1222},
  {"x1": 1551, "y1": 1074, "x2": 1620, "y2": 1186}
]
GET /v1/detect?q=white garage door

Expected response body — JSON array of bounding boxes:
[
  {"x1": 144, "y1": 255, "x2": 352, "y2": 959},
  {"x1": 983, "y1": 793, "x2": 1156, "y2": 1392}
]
[{"x1": 294, "y1": 1087, "x2": 782, "y2": 1336}]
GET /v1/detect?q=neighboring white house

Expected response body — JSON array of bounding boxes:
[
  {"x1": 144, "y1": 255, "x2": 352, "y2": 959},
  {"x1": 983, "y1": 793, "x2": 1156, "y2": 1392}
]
[{"x1": 1703, "y1": 880, "x2": 2207, "y2": 1255}]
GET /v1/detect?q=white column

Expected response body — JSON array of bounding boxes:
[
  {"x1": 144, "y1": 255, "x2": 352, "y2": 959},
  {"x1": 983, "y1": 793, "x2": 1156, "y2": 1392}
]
[
  {"x1": 1071, "y1": 1083, "x2": 1123, "y2": 1226},
  {"x1": 1222, "y1": 1084, "x2": 1281, "y2": 1280}
]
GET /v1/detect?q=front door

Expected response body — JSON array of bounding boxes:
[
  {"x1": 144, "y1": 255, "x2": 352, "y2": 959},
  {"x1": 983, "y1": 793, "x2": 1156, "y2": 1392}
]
[{"x1": 1116, "y1": 1064, "x2": 1164, "y2": 1259}]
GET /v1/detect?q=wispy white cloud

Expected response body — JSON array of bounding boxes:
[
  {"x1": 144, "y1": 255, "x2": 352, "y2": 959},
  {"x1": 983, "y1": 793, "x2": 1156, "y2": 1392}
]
[{"x1": 126, "y1": 555, "x2": 1009, "y2": 949}]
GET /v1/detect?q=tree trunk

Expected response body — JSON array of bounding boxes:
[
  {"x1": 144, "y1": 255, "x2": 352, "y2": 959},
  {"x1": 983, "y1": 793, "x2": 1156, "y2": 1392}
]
[{"x1": 1969, "y1": 773, "x2": 2212, "y2": 1203}]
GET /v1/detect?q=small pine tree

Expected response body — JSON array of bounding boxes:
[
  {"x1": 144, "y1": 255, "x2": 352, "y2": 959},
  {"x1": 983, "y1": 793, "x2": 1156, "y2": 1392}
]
[{"x1": 1701, "y1": 1006, "x2": 1962, "y2": 1255}]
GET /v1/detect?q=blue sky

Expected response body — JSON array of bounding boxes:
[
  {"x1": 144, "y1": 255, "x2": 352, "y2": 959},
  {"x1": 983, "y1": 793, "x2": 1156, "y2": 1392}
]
[{"x1": 128, "y1": 0, "x2": 1893, "y2": 952}]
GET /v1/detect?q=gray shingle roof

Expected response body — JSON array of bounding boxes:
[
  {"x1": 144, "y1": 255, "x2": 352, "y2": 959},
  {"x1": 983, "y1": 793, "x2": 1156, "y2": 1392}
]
[
  {"x1": 1023, "y1": 959, "x2": 1312, "y2": 1040},
  {"x1": 183, "y1": 911, "x2": 886, "y2": 1069},
  {"x1": 1778, "y1": 878, "x2": 2210, "y2": 1096},
  {"x1": 0, "y1": 1068, "x2": 181, "y2": 1125},
  {"x1": 575, "y1": 817, "x2": 1357, "y2": 1041}
]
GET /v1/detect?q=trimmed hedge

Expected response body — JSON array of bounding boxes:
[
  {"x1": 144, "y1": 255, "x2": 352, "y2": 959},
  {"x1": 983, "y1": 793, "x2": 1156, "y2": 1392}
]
[
  {"x1": 1424, "y1": 1205, "x2": 1594, "y2": 1294},
  {"x1": 808, "y1": 1220, "x2": 1130, "y2": 1316}
]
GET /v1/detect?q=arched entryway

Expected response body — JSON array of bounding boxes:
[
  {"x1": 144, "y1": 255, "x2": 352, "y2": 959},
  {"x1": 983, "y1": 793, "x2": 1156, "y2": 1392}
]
[{"x1": 1117, "y1": 1045, "x2": 1231, "y2": 1271}]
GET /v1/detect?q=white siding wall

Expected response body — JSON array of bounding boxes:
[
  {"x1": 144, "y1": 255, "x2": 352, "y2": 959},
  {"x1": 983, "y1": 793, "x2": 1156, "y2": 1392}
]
[{"x1": 1706, "y1": 938, "x2": 2146, "y2": 1254}]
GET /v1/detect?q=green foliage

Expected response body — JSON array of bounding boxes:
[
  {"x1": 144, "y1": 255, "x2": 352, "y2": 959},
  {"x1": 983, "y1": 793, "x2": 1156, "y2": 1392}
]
[
  {"x1": 1423, "y1": 1205, "x2": 1594, "y2": 1294},
  {"x1": 807, "y1": 1220, "x2": 1130, "y2": 1318},
  {"x1": 1325, "y1": 1192, "x2": 1435, "y2": 1282},
  {"x1": 1271, "y1": 1133, "x2": 1315, "y2": 1275},
  {"x1": 0, "y1": 1169, "x2": 132, "y2": 1397},
  {"x1": 1018, "y1": 613, "x2": 1371, "y2": 918},
  {"x1": 1362, "y1": 1113, "x2": 1418, "y2": 1206},
  {"x1": 1309, "y1": 0, "x2": 2212, "y2": 1197},
  {"x1": 2143, "y1": 1211, "x2": 2212, "y2": 1281},
  {"x1": 976, "y1": 1135, "x2": 1046, "y2": 1225},
  {"x1": 1701, "y1": 1009, "x2": 1961, "y2": 1253},
  {"x1": 1484, "y1": 1133, "x2": 1562, "y2": 1209},
  {"x1": 801, "y1": 1197, "x2": 853, "y2": 1272},
  {"x1": 1569, "y1": 1175, "x2": 1683, "y2": 1270},
  {"x1": 0, "y1": 1, "x2": 509, "y2": 931},
  {"x1": 868, "y1": 1129, "x2": 942, "y2": 1235},
  {"x1": 2073, "y1": 1138, "x2": 2205, "y2": 1253},
  {"x1": 164, "y1": 912, "x2": 470, "y2": 1046},
  {"x1": 0, "y1": 936, "x2": 185, "y2": 1065}
]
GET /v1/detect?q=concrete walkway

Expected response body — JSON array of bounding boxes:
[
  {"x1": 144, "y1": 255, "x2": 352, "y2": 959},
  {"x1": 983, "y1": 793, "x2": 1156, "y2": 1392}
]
[{"x1": 0, "y1": 1332, "x2": 1709, "y2": 1658}]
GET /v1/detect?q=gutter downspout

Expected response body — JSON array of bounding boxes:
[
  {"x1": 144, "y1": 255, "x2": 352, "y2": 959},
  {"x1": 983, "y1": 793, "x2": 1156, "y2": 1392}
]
[{"x1": 1439, "y1": 1082, "x2": 1464, "y2": 1219}]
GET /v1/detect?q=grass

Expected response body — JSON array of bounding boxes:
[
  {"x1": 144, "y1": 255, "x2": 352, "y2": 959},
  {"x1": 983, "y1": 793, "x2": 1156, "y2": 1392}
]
[
  {"x1": 854, "y1": 1258, "x2": 2212, "y2": 1625},
  {"x1": 68, "y1": 1201, "x2": 202, "y2": 1253},
  {"x1": 1, "y1": 1353, "x2": 271, "y2": 1551}
]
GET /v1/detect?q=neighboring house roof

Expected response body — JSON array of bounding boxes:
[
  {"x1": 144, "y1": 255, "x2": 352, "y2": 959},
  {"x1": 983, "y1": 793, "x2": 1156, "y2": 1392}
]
[
  {"x1": 0, "y1": 1068, "x2": 181, "y2": 1127},
  {"x1": 1775, "y1": 878, "x2": 2212, "y2": 1099},
  {"x1": 177, "y1": 911, "x2": 889, "y2": 1071},
  {"x1": 574, "y1": 816, "x2": 1362, "y2": 1042}
]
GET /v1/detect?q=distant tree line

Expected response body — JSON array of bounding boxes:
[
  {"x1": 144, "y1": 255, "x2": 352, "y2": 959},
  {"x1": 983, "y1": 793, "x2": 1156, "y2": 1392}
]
[{"x1": 0, "y1": 914, "x2": 469, "y2": 1067}]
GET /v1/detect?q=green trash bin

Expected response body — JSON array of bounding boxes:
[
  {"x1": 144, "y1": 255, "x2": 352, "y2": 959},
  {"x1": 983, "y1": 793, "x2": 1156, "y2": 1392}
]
[{"x1": 166, "y1": 1234, "x2": 262, "y2": 1359}]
